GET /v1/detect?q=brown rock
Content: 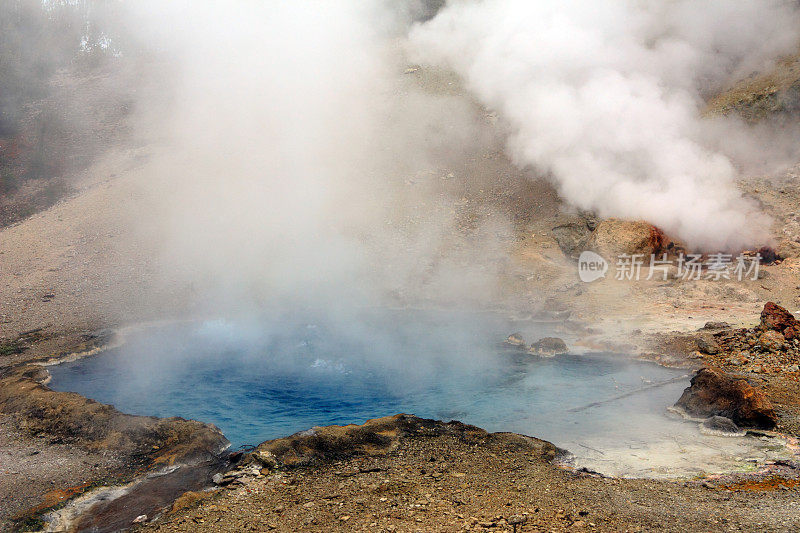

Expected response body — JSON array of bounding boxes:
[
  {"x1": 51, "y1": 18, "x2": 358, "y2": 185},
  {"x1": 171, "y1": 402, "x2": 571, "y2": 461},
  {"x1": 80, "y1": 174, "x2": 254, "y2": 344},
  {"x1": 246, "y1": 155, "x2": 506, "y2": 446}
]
[
  {"x1": 674, "y1": 368, "x2": 777, "y2": 429},
  {"x1": 758, "y1": 330, "x2": 786, "y2": 351},
  {"x1": 695, "y1": 337, "x2": 719, "y2": 355},
  {"x1": 504, "y1": 333, "x2": 526, "y2": 347},
  {"x1": 551, "y1": 221, "x2": 592, "y2": 257},
  {"x1": 586, "y1": 218, "x2": 666, "y2": 258},
  {"x1": 760, "y1": 302, "x2": 800, "y2": 340},
  {"x1": 702, "y1": 321, "x2": 731, "y2": 330},
  {"x1": 727, "y1": 353, "x2": 749, "y2": 366},
  {"x1": 252, "y1": 450, "x2": 278, "y2": 470},
  {"x1": 529, "y1": 337, "x2": 569, "y2": 357},
  {"x1": 246, "y1": 414, "x2": 565, "y2": 469}
]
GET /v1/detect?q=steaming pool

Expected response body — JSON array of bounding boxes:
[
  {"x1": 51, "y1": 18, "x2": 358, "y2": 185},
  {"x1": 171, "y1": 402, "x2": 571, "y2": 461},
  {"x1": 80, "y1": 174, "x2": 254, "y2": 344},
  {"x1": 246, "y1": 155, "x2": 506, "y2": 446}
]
[{"x1": 48, "y1": 309, "x2": 795, "y2": 478}]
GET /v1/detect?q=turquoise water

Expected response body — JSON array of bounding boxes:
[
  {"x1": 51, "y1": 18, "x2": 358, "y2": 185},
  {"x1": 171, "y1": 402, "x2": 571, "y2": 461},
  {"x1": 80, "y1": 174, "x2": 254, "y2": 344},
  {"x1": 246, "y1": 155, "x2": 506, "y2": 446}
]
[{"x1": 47, "y1": 310, "x2": 688, "y2": 450}]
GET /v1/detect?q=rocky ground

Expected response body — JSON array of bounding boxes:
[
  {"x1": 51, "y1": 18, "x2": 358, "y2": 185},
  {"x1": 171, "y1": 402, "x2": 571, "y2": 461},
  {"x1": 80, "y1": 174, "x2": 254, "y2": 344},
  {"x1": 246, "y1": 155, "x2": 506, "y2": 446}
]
[
  {"x1": 0, "y1": 413, "x2": 124, "y2": 530},
  {"x1": 140, "y1": 415, "x2": 800, "y2": 533},
  {"x1": 653, "y1": 302, "x2": 800, "y2": 437},
  {"x1": 0, "y1": 361, "x2": 229, "y2": 531}
]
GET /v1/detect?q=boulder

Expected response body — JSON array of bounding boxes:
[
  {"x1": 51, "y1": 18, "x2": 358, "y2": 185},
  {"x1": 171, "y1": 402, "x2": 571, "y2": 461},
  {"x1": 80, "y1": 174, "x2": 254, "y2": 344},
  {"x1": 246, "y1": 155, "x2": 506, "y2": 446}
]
[
  {"x1": 586, "y1": 218, "x2": 666, "y2": 259},
  {"x1": 529, "y1": 337, "x2": 569, "y2": 357},
  {"x1": 674, "y1": 368, "x2": 776, "y2": 429},
  {"x1": 760, "y1": 302, "x2": 800, "y2": 340}
]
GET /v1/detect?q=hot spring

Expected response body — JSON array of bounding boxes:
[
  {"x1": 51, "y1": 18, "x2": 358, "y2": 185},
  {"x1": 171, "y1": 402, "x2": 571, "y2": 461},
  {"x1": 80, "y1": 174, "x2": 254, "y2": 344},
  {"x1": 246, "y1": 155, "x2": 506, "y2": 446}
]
[{"x1": 47, "y1": 309, "x2": 793, "y2": 478}]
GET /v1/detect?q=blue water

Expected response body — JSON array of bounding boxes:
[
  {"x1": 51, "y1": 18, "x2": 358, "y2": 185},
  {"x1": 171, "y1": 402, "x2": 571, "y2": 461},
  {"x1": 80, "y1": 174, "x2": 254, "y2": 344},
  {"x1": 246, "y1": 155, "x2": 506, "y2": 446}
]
[{"x1": 47, "y1": 309, "x2": 687, "y2": 450}]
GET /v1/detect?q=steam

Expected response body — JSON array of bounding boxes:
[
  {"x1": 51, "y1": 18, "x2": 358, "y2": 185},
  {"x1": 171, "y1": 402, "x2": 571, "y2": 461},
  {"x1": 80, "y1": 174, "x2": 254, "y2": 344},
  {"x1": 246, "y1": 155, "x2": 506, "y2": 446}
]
[
  {"x1": 121, "y1": 1, "x2": 504, "y2": 317},
  {"x1": 408, "y1": 0, "x2": 800, "y2": 250},
  {"x1": 111, "y1": 0, "x2": 800, "y2": 321}
]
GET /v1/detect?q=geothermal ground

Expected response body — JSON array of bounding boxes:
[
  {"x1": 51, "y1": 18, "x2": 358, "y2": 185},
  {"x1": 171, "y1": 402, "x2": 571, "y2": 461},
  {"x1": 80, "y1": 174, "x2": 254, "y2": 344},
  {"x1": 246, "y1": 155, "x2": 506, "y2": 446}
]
[
  {"x1": 3, "y1": 132, "x2": 800, "y2": 531},
  {"x1": 4, "y1": 36, "x2": 800, "y2": 533}
]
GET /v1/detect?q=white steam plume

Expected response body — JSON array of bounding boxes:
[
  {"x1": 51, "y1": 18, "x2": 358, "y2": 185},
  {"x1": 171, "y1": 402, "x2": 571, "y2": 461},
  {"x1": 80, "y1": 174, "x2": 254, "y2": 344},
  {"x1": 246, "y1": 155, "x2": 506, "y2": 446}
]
[
  {"x1": 119, "y1": 1, "x2": 504, "y2": 317},
  {"x1": 409, "y1": 0, "x2": 800, "y2": 251}
]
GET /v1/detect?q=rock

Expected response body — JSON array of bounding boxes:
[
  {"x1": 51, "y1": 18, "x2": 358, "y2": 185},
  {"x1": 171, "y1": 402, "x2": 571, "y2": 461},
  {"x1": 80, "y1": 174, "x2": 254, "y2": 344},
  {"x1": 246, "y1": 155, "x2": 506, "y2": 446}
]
[
  {"x1": 504, "y1": 333, "x2": 526, "y2": 348},
  {"x1": 696, "y1": 337, "x2": 719, "y2": 355},
  {"x1": 227, "y1": 451, "x2": 243, "y2": 463},
  {"x1": 253, "y1": 449, "x2": 278, "y2": 470},
  {"x1": 702, "y1": 321, "x2": 731, "y2": 330},
  {"x1": 508, "y1": 514, "x2": 527, "y2": 525},
  {"x1": 757, "y1": 246, "x2": 782, "y2": 264},
  {"x1": 760, "y1": 302, "x2": 800, "y2": 340},
  {"x1": 241, "y1": 465, "x2": 262, "y2": 477},
  {"x1": 249, "y1": 414, "x2": 565, "y2": 469},
  {"x1": 171, "y1": 491, "x2": 214, "y2": 513},
  {"x1": 212, "y1": 472, "x2": 238, "y2": 486},
  {"x1": 132, "y1": 515, "x2": 148, "y2": 524},
  {"x1": 674, "y1": 368, "x2": 777, "y2": 429},
  {"x1": 586, "y1": 218, "x2": 666, "y2": 258},
  {"x1": 727, "y1": 353, "x2": 749, "y2": 366},
  {"x1": 758, "y1": 330, "x2": 786, "y2": 351},
  {"x1": 551, "y1": 221, "x2": 592, "y2": 257},
  {"x1": 701, "y1": 416, "x2": 743, "y2": 436},
  {"x1": 529, "y1": 337, "x2": 569, "y2": 357},
  {"x1": 508, "y1": 514, "x2": 527, "y2": 532}
]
